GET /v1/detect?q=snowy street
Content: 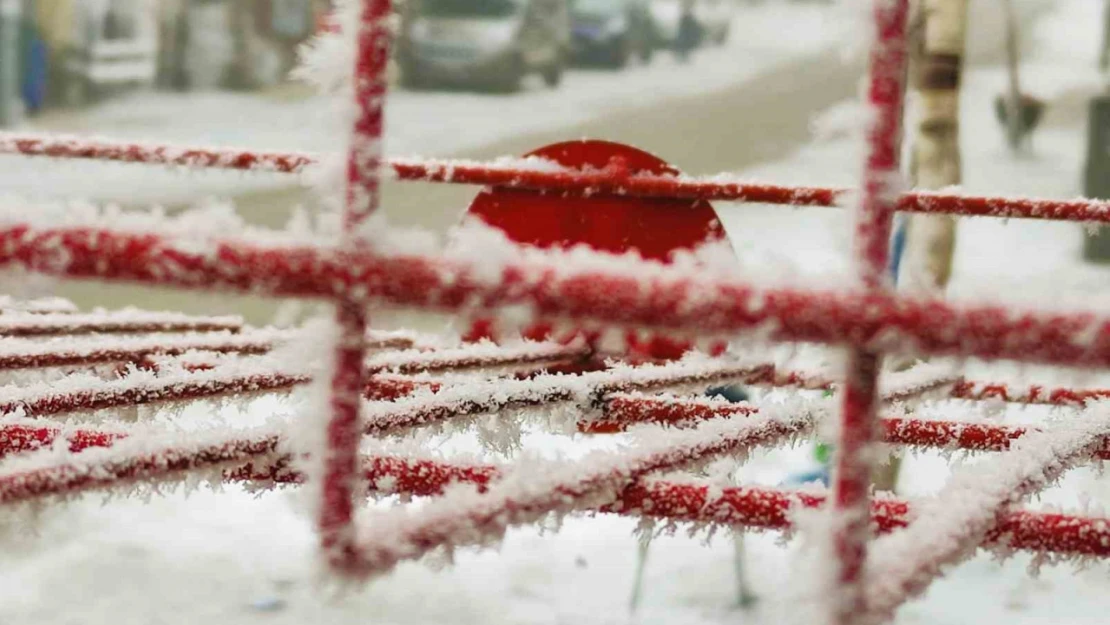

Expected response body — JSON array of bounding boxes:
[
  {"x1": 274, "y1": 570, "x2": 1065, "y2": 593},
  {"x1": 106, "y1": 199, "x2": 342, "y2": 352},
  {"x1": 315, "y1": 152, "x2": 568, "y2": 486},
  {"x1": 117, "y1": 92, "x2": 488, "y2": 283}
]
[{"x1": 3, "y1": 0, "x2": 1110, "y2": 624}]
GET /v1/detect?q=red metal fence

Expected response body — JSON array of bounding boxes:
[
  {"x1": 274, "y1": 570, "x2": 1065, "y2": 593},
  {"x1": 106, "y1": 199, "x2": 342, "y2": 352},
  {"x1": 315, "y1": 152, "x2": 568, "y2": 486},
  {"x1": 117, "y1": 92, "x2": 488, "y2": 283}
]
[{"x1": 2, "y1": 0, "x2": 1110, "y2": 623}]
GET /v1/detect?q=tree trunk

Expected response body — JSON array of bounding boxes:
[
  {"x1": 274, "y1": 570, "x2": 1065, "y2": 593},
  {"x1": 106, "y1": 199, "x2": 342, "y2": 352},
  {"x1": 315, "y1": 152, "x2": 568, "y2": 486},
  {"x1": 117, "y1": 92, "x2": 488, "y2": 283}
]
[
  {"x1": 896, "y1": 0, "x2": 968, "y2": 297},
  {"x1": 874, "y1": 0, "x2": 969, "y2": 494}
]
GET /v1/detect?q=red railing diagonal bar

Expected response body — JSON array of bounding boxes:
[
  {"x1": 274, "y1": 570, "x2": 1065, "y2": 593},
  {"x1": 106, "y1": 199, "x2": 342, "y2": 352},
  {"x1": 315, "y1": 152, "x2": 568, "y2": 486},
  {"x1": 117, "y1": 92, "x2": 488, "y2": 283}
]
[
  {"x1": 233, "y1": 453, "x2": 1110, "y2": 559},
  {"x1": 0, "y1": 329, "x2": 420, "y2": 371},
  {"x1": 0, "y1": 344, "x2": 607, "y2": 418},
  {"x1": 7, "y1": 132, "x2": 1110, "y2": 225},
  {"x1": 881, "y1": 417, "x2": 1110, "y2": 458},
  {"x1": 0, "y1": 331, "x2": 276, "y2": 370},
  {"x1": 950, "y1": 379, "x2": 1110, "y2": 407},
  {"x1": 0, "y1": 360, "x2": 775, "y2": 500},
  {"x1": 607, "y1": 481, "x2": 1110, "y2": 558},
  {"x1": 0, "y1": 132, "x2": 316, "y2": 174},
  {"x1": 345, "y1": 407, "x2": 818, "y2": 578},
  {"x1": 0, "y1": 423, "x2": 125, "y2": 456},
  {"x1": 14, "y1": 405, "x2": 1110, "y2": 504},
  {"x1": 363, "y1": 342, "x2": 591, "y2": 375},
  {"x1": 582, "y1": 364, "x2": 956, "y2": 433},
  {"x1": 0, "y1": 311, "x2": 242, "y2": 336},
  {"x1": 832, "y1": 1, "x2": 909, "y2": 621},
  {"x1": 581, "y1": 393, "x2": 758, "y2": 433},
  {"x1": 8, "y1": 226, "x2": 1110, "y2": 369},
  {"x1": 863, "y1": 414, "x2": 1110, "y2": 622},
  {"x1": 0, "y1": 431, "x2": 284, "y2": 504}
]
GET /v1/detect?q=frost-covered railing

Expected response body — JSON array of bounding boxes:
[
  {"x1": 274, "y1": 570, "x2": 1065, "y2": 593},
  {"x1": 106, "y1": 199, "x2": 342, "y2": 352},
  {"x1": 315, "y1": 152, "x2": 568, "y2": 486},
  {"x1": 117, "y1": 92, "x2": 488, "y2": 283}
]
[
  {"x1": 2, "y1": 0, "x2": 1110, "y2": 624},
  {"x1": 6, "y1": 138, "x2": 1110, "y2": 224}
]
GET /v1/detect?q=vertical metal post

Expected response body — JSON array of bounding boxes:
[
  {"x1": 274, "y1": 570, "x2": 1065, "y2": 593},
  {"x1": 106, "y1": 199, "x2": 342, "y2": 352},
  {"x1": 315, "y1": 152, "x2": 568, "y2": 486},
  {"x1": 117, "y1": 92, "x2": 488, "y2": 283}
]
[
  {"x1": 319, "y1": 0, "x2": 392, "y2": 576},
  {"x1": 0, "y1": 0, "x2": 21, "y2": 127},
  {"x1": 830, "y1": 0, "x2": 910, "y2": 623}
]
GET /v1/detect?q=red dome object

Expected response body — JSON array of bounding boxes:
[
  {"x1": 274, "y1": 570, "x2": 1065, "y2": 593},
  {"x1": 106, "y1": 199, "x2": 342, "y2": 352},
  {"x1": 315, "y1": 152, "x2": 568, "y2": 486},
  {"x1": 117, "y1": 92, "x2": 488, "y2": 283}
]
[{"x1": 463, "y1": 140, "x2": 734, "y2": 360}]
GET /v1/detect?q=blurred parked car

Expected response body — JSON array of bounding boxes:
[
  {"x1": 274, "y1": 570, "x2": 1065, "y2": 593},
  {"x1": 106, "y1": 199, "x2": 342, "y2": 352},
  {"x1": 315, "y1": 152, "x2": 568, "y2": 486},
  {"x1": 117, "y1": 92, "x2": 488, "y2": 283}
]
[
  {"x1": 569, "y1": 0, "x2": 655, "y2": 68},
  {"x1": 648, "y1": 0, "x2": 682, "y2": 49},
  {"x1": 397, "y1": 0, "x2": 569, "y2": 92},
  {"x1": 696, "y1": 0, "x2": 731, "y2": 45}
]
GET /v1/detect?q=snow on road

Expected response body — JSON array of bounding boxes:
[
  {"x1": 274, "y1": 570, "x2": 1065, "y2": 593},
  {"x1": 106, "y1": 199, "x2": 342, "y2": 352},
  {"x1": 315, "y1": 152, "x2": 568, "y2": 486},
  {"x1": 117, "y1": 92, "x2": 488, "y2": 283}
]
[{"x1": 0, "y1": 3, "x2": 855, "y2": 206}]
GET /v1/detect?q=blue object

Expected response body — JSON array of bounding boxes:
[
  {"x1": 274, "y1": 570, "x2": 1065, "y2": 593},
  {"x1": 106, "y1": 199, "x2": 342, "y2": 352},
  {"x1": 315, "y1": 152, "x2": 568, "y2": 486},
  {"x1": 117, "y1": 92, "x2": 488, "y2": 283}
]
[
  {"x1": 19, "y1": 20, "x2": 47, "y2": 113},
  {"x1": 784, "y1": 465, "x2": 830, "y2": 487},
  {"x1": 890, "y1": 214, "x2": 908, "y2": 285}
]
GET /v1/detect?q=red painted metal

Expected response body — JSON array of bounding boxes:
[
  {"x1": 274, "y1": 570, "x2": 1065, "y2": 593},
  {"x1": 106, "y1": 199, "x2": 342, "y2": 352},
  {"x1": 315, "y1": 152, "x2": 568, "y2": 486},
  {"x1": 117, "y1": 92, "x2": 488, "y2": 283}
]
[
  {"x1": 0, "y1": 311, "x2": 242, "y2": 336},
  {"x1": 463, "y1": 140, "x2": 731, "y2": 360},
  {"x1": 320, "y1": 0, "x2": 393, "y2": 576},
  {"x1": 833, "y1": 2, "x2": 910, "y2": 620},
  {"x1": 0, "y1": 133, "x2": 316, "y2": 173},
  {"x1": 8, "y1": 133, "x2": 1110, "y2": 224},
  {"x1": 8, "y1": 224, "x2": 1110, "y2": 368}
]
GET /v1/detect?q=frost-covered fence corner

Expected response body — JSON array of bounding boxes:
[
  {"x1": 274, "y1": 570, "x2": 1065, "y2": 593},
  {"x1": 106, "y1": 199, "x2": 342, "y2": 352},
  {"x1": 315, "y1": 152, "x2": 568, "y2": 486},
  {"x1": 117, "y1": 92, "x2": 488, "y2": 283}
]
[{"x1": 2, "y1": 0, "x2": 1110, "y2": 623}]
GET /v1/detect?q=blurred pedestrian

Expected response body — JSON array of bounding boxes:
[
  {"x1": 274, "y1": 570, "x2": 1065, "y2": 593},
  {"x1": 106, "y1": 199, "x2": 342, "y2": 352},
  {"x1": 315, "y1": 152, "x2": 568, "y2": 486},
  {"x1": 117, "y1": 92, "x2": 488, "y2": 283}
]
[{"x1": 675, "y1": 0, "x2": 702, "y2": 63}]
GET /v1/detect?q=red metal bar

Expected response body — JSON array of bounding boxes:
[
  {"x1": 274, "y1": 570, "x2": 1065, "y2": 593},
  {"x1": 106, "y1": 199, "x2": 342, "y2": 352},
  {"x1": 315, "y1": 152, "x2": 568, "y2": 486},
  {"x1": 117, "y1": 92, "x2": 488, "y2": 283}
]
[
  {"x1": 0, "y1": 329, "x2": 420, "y2": 371},
  {"x1": 0, "y1": 360, "x2": 774, "y2": 499},
  {"x1": 0, "y1": 132, "x2": 316, "y2": 174},
  {"x1": 236, "y1": 453, "x2": 1110, "y2": 559},
  {"x1": 833, "y1": 1, "x2": 909, "y2": 621},
  {"x1": 950, "y1": 379, "x2": 1110, "y2": 407},
  {"x1": 863, "y1": 418, "x2": 1110, "y2": 621},
  {"x1": 7, "y1": 132, "x2": 1110, "y2": 225},
  {"x1": 609, "y1": 481, "x2": 1110, "y2": 558},
  {"x1": 0, "y1": 331, "x2": 275, "y2": 370},
  {"x1": 320, "y1": 0, "x2": 393, "y2": 576},
  {"x1": 347, "y1": 410, "x2": 816, "y2": 578},
  {"x1": 8, "y1": 226, "x2": 1110, "y2": 370},
  {"x1": 0, "y1": 311, "x2": 242, "y2": 336}
]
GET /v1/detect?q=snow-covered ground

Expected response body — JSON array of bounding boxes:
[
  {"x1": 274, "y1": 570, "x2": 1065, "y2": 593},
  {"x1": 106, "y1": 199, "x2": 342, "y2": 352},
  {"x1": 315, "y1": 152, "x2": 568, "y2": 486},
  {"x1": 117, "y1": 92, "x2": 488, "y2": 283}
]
[
  {"x1": 0, "y1": 3, "x2": 856, "y2": 206},
  {"x1": 3, "y1": 1, "x2": 1110, "y2": 624}
]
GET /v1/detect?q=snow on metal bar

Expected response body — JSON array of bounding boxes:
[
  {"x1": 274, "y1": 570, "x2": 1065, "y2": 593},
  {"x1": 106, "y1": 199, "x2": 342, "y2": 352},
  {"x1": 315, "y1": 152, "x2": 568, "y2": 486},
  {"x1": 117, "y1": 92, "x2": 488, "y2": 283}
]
[
  {"x1": 0, "y1": 296, "x2": 78, "y2": 314},
  {"x1": 950, "y1": 379, "x2": 1110, "y2": 407},
  {"x1": 0, "y1": 421, "x2": 125, "y2": 456},
  {"x1": 832, "y1": 0, "x2": 910, "y2": 619},
  {"x1": 0, "y1": 330, "x2": 279, "y2": 370},
  {"x1": 9, "y1": 224, "x2": 1110, "y2": 370},
  {"x1": 233, "y1": 450, "x2": 1110, "y2": 560},
  {"x1": 7, "y1": 132, "x2": 1110, "y2": 225},
  {"x1": 0, "y1": 358, "x2": 769, "y2": 502},
  {"x1": 606, "y1": 480, "x2": 1110, "y2": 558},
  {"x1": 0, "y1": 132, "x2": 316, "y2": 174},
  {"x1": 583, "y1": 362, "x2": 957, "y2": 433},
  {"x1": 882, "y1": 417, "x2": 1110, "y2": 459},
  {"x1": 363, "y1": 341, "x2": 591, "y2": 375},
  {"x1": 863, "y1": 408, "x2": 1110, "y2": 623},
  {"x1": 0, "y1": 341, "x2": 591, "y2": 417},
  {"x1": 0, "y1": 366, "x2": 308, "y2": 417},
  {"x1": 0, "y1": 326, "x2": 423, "y2": 371},
  {"x1": 319, "y1": 0, "x2": 398, "y2": 576},
  {"x1": 0, "y1": 426, "x2": 284, "y2": 504},
  {"x1": 0, "y1": 310, "x2": 244, "y2": 336},
  {"x1": 360, "y1": 357, "x2": 770, "y2": 435},
  {"x1": 344, "y1": 400, "x2": 822, "y2": 579}
]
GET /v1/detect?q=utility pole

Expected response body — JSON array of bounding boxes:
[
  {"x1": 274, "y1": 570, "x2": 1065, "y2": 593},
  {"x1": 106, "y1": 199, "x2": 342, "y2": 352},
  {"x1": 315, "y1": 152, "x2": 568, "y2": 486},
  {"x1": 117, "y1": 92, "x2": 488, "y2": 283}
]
[{"x1": 0, "y1": 0, "x2": 21, "y2": 127}]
